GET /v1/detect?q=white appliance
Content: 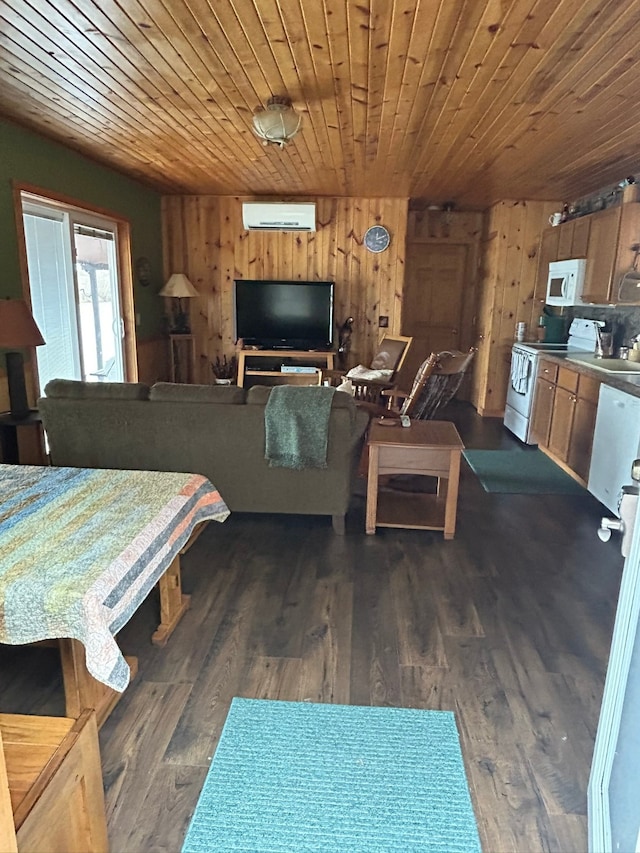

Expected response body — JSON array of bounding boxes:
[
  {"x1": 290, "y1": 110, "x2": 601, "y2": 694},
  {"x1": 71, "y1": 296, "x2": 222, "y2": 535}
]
[
  {"x1": 503, "y1": 318, "x2": 602, "y2": 444},
  {"x1": 546, "y1": 258, "x2": 588, "y2": 306},
  {"x1": 588, "y1": 385, "x2": 640, "y2": 514},
  {"x1": 241, "y1": 202, "x2": 316, "y2": 232},
  {"x1": 589, "y1": 464, "x2": 640, "y2": 851}
]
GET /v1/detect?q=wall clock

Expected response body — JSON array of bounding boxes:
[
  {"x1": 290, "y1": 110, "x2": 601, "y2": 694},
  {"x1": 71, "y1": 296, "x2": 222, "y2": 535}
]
[{"x1": 364, "y1": 225, "x2": 391, "y2": 253}]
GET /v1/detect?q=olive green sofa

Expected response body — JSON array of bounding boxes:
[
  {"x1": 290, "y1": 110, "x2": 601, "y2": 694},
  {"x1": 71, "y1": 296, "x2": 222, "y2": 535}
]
[{"x1": 38, "y1": 380, "x2": 369, "y2": 534}]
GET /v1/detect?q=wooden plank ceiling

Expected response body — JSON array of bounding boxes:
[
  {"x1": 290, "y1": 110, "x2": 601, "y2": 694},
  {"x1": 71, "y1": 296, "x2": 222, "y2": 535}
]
[{"x1": 1, "y1": 0, "x2": 639, "y2": 208}]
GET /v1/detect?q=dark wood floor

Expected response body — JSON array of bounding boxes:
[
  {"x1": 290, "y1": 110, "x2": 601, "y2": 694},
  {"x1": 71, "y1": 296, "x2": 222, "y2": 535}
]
[{"x1": 1, "y1": 403, "x2": 625, "y2": 852}]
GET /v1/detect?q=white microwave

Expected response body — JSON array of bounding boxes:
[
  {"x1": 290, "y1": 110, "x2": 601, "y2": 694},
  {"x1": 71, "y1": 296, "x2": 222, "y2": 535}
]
[{"x1": 546, "y1": 259, "x2": 587, "y2": 306}]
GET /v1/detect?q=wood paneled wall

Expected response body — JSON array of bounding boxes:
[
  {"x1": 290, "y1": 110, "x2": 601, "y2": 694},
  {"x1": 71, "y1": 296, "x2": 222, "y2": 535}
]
[
  {"x1": 161, "y1": 196, "x2": 409, "y2": 383},
  {"x1": 472, "y1": 199, "x2": 561, "y2": 416}
]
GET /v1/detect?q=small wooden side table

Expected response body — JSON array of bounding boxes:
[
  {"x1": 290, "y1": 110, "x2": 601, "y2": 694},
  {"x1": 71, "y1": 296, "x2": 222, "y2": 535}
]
[
  {"x1": 0, "y1": 410, "x2": 46, "y2": 465},
  {"x1": 169, "y1": 334, "x2": 196, "y2": 383},
  {"x1": 365, "y1": 419, "x2": 465, "y2": 538}
]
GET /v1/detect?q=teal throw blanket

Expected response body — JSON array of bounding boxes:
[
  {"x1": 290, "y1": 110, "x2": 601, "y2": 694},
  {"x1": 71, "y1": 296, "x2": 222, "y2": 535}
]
[{"x1": 264, "y1": 385, "x2": 336, "y2": 469}]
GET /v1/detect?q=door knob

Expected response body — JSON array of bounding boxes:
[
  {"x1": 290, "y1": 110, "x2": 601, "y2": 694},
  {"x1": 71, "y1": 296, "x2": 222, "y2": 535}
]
[{"x1": 598, "y1": 517, "x2": 623, "y2": 542}]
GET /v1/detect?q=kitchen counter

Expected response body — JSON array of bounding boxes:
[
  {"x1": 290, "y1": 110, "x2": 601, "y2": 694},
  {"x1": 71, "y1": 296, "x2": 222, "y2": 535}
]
[{"x1": 536, "y1": 351, "x2": 640, "y2": 397}]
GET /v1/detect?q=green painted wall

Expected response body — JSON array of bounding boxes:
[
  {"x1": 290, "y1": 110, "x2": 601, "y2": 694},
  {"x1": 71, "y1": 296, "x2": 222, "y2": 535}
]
[{"x1": 0, "y1": 118, "x2": 164, "y2": 340}]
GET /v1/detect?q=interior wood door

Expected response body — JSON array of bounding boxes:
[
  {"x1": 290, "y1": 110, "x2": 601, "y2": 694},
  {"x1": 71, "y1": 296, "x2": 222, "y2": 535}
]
[{"x1": 402, "y1": 243, "x2": 470, "y2": 384}]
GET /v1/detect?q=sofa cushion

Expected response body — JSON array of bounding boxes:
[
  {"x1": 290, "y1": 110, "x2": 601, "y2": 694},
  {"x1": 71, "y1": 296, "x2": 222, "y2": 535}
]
[
  {"x1": 246, "y1": 386, "x2": 273, "y2": 405},
  {"x1": 150, "y1": 383, "x2": 246, "y2": 404},
  {"x1": 246, "y1": 385, "x2": 356, "y2": 410},
  {"x1": 44, "y1": 379, "x2": 149, "y2": 400}
]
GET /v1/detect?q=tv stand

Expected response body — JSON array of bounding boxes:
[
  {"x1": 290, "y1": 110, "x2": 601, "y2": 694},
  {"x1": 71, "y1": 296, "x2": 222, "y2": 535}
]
[{"x1": 238, "y1": 349, "x2": 335, "y2": 388}]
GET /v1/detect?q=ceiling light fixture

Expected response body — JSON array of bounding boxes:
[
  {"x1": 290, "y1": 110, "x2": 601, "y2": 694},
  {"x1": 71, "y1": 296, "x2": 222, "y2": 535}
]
[{"x1": 252, "y1": 95, "x2": 302, "y2": 149}]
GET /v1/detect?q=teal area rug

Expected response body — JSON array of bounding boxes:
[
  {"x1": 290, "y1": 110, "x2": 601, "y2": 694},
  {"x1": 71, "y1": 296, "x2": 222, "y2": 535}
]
[
  {"x1": 463, "y1": 448, "x2": 587, "y2": 495},
  {"x1": 182, "y1": 698, "x2": 481, "y2": 853}
]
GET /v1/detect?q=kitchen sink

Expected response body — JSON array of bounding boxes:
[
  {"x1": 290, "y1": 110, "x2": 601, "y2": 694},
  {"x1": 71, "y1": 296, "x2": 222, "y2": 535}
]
[{"x1": 566, "y1": 355, "x2": 640, "y2": 374}]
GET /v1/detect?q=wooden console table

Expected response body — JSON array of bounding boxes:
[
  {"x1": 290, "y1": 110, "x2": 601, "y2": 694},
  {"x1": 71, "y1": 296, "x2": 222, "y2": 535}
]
[
  {"x1": 366, "y1": 419, "x2": 464, "y2": 538},
  {"x1": 237, "y1": 349, "x2": 334, "y2": 388}
]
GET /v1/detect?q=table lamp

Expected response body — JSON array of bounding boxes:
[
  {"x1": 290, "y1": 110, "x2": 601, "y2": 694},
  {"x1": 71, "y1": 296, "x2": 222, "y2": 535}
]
[
  {"x1": 159, "y1": 273, "x2": 199, "y2": 333},
  {"x1": 0, "y1": 298, "x2": 45, "y2": 419}
]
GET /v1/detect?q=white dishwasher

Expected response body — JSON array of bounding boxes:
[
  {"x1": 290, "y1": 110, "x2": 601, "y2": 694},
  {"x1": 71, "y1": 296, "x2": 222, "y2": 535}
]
[{"x1": 588, "y1": 384, "x2": 640, "y2": 514}]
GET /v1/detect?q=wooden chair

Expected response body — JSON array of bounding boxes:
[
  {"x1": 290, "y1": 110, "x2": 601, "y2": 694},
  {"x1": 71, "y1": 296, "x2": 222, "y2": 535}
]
[
  {"x1": 357, "y1": 347, "x2": 476, "y2": 422},
  {"x1": 322, "y1": 334, "x2": 413, "y2": 405},
  {"x1": 355, "y1": 353, "x2": 438, "y2": 421},
  {"x1": 385, "y1": 347, "x2": 476, "y2": 421}
]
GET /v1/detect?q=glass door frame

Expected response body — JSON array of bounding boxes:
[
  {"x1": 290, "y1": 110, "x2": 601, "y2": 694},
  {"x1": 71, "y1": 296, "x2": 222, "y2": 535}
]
[{"x1": 12, "y1": 181, "x2": 138, "y2": 396}]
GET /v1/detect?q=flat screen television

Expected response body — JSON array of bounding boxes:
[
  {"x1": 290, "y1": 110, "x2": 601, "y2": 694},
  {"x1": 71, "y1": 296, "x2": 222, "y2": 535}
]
[{"x1": 233, "y1": 279, "x2": 334, "y2": 350}]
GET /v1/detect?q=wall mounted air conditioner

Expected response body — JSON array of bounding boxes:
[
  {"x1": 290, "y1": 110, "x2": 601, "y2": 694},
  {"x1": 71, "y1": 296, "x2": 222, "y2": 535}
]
[{"x1": 242, "y1": 202, "x2": 316, "y2": 232}]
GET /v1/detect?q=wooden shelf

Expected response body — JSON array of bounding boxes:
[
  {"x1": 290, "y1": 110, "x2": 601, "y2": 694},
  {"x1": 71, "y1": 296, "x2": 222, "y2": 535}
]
[
  {"x1": 238, "y1": 349, "x2": 334, "y2": 388},
  {"x1": 375, "y1": 489, "x2": 448, "y2": 530}
]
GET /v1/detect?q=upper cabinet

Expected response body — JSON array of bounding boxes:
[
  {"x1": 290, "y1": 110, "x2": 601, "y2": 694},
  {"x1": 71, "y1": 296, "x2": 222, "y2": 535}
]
[
  {"x1": 556, "y1": 217, "x2": 591, "y2": 260},
  {"x1": 537, "y1": 202, "x2": 640, "y2": 305},
  {"x1": 582, "y1": 207, "x2": 620, "y2": 303}
]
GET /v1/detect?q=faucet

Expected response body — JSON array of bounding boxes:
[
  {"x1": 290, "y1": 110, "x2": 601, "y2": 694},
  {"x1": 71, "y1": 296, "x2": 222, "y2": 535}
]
[{"x1": 594, "y1": 326, "x2": 613, "y2": 358}]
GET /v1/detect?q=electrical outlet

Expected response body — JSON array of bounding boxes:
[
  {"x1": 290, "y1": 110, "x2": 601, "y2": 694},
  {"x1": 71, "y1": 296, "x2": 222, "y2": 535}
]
[{"x1": 379, "y1": 315, "x2": 389, "y2": 328}]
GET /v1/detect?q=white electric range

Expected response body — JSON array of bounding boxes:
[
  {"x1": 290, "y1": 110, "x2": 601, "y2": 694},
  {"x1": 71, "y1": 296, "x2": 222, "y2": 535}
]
[{"x1": 503, "y1": 319, "x2": 603, "y2": 444}]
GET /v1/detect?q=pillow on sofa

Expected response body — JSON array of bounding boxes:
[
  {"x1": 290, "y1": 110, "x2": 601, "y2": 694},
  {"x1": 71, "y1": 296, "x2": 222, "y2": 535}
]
[
  {"x1": 44, "y1": 379, "x2": 150, "y2": 400},
  {"x1": 149, "y1": 382, "x2": 246, "y2": 404}
]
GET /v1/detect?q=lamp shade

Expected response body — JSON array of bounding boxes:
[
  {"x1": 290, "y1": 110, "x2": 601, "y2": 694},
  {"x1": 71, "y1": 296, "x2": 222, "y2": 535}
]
[
  {"x1": 159, "y1": 273, "x2": 199, "y2": 298},
  {"x1": 252, "y1": 96, "x2": 302, "y2": 148},
  {"x1": 0, "y1": 299, "x2": 45, "y2": 348}
]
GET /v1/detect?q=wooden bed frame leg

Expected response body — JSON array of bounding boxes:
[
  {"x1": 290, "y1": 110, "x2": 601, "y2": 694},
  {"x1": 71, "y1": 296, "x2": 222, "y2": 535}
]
[
  {"x1": 59, "y1": 639, "x2": 138, "y2": 729},
  {"x1": 151, "y1": 554, "x2": 191, "y2": 647}
]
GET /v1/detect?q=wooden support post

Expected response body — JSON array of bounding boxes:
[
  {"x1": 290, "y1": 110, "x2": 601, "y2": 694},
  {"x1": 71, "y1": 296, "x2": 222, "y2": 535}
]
[
  {"x1": 151, "y1": 554, "x2": 191, "y2": 647},
  {"x1": 59, "y1": 639, "x2": 138, "y2": 729}
]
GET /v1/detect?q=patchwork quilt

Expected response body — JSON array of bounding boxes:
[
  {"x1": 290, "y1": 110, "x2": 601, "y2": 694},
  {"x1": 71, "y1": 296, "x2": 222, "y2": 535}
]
[{"x1": 0, "y1": 464, "x2": 230, "y2": 691}]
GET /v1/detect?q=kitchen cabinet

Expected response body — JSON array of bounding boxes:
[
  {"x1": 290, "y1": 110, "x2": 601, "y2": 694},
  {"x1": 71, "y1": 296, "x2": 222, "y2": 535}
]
[
  {"x1": 536, "y1": 202, "x2": 640, "y2": 305},
  {"x1": 568, "y1": 375, "x2": 601, "y2": 482},
  {"x1": 531, "y1": 360, "x2": 602, "y2": 483},
  {"x1": 530, "y1": 359, "x2": 557, "y2": 446},
  {"x1": 556, "y1": 221, "x2": 574, "y2": 260},
  {"x1": 536, "y1": 229, "x2": 560, "y2": 301},
  {"x1": 569, "y1": 216, "x2": 591, "y2": 258},
  {"x1": 547, "y1": 366, "x2": 579, "y2": 460},
  {"x1": 552, "y1": 216, "x2": 591, "y2": 261},
  {"x1": 581, "y1": 207, "x2": 620, "y2": 304}
]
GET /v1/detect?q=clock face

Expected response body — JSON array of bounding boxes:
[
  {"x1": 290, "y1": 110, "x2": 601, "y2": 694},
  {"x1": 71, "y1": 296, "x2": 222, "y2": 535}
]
[{"x1": 364, "y1": 225, "x2": 391, "y2": 253}]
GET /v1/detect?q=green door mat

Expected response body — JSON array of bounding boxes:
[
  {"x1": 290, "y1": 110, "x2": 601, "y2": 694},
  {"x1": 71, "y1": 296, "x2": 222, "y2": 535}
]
[
  {"x1": 463, "y1": 449, "x2": 588, "y2": 495},
  {"x1": 183, "y1": 698, "x2": 481, "y2": 853}
]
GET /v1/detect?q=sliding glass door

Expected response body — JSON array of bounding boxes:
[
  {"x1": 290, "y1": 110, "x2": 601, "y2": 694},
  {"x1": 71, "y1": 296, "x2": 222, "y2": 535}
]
[{"x1": 21, "y1": 195, "x2": 126, "y2": 390}]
